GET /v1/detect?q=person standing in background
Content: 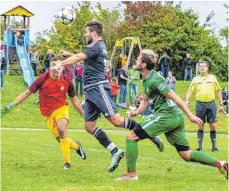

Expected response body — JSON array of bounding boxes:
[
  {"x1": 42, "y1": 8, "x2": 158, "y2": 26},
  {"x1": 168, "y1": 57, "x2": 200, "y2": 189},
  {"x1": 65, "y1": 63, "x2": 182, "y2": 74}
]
[
  {"x1": 29, "y1": 47, "x2": 39, "y2": 76},
  {"x1": 44, "y1": 49, "x2": 55, "y2": 72},
  {"x1": 158, "y1": 52, "x2": 171, "y2": 78},
  {"x1": 128, "y1": 67, "x2": 140, "y2": 104},
  {"x1": 185, "y1": 61, "x2": 223, "y2": 152},
  {"x1": 73, "y1": 62, "x2": 84, "y2": 96},
  {"x1": 166, "y1": 71, "x2": 176, "y2": 92},
  {"x1": 183, "y1": 53, "x2": 195, "y2": 81}
]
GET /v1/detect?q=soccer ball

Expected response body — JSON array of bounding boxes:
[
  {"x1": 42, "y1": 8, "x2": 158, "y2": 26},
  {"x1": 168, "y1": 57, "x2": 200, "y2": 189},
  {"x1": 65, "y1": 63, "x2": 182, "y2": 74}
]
[{"x1": 57, "y1": 6, "x2": 76, "y2": 25}]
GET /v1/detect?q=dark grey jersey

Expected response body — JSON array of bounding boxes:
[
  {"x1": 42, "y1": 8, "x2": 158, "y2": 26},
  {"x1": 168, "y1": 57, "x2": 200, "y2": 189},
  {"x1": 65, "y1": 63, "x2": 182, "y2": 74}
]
[{"x1": 83, "y1": 40, "x2": 108, "y2": 89}]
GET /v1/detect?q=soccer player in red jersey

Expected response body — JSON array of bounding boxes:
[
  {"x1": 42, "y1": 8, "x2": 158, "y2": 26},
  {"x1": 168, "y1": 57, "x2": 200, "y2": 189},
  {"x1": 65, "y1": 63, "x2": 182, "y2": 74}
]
[{"x1": 1, "y1": 57, "x2": 86, "y2": 169}]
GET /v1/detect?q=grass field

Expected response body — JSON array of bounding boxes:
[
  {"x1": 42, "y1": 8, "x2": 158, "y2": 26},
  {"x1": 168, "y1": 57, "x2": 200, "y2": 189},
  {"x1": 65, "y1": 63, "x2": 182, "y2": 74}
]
[
  {"x1": 1, "y1": 75, "x2": 228, "y2": 191},
  {"x1": 1, "y1": 75, "x2": 228, "y2": 133},
  {"x1": 1, "y1": 129, "x2": 228, "y2": 191}
]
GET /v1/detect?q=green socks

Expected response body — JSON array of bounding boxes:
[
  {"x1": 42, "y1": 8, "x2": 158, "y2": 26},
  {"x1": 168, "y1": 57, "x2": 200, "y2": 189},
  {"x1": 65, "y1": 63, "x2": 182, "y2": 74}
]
[
  {"x1": 190, "y1": 151, "x2": 217, "y2": 167},
  {"x1": 126, "y1": 139, "x2": 138, "y2": 172}
]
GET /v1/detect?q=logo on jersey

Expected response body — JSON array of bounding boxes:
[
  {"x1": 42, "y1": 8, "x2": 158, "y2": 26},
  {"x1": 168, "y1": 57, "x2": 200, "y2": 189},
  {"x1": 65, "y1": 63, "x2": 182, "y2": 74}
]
[
  {"x1": 60, "y1": 86, "x2": 64, "y2": 91},
  {"x1": 157, "y1": 84, "x2": 166, "y2": 91},
  {"x1": 102, "y1": 48, "x2": 107, "y2": 56}
]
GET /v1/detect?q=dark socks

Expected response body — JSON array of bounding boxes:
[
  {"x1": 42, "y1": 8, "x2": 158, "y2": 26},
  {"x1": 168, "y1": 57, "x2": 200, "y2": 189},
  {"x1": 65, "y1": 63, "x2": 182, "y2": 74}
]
[
  {"x1": 197, "y1": 130, "x2": 204, "y2": 149},
  {"x1": 124, "y1": 118, "x2": 139, "y2": 130},
  {"x1": 92, "y1": 127, "x2": 117, "y2": 154},
  {"x1": 210, "y1": 130, "x2": 216, "y2": 149}
]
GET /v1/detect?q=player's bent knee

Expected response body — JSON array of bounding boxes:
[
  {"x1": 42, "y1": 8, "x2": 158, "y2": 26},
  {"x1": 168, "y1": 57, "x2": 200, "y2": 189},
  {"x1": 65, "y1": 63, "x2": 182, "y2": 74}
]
[
  {"x1": 133, "y1": 124, "x2": 151, "y2": 140},
  {"x1": 179, "y1": 151, "x2": 191, "y2": 161},
  {"x1": 127, "y1": 131, "x2": 139, "y2": 141}
]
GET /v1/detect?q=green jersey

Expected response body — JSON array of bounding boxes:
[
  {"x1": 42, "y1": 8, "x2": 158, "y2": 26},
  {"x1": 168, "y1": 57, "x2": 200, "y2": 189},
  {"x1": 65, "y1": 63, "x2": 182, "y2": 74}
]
[{"x1": 143, "y1": 70, "x2": 182, "y2": 115}]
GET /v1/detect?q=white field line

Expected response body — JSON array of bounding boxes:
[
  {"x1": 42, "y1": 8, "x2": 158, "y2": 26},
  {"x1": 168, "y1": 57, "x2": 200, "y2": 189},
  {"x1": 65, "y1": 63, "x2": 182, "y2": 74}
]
[
  {"x1": 0, "y1": 127, "x2": 224, "y2": 135},
  {"x1": 40, "y1": 146, "x2": 215, "y2": 170}
]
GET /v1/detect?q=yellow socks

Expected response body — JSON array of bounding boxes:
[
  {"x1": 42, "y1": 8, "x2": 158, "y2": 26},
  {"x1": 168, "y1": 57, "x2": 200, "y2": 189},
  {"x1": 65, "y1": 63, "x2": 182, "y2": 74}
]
[
  {"x1": 60, "y1": 138, "x2": 71, "y2": 164},
  {"x1": 60, "y1": 137, "x2": 79, "y2": 164},
  {"x1": 69, "y1": 139, "x2": 79, "y2": 150}
]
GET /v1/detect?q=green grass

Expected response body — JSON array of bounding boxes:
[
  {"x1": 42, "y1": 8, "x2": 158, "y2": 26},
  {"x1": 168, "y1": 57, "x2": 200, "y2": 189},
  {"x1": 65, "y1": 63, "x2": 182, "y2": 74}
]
[
  {"x1": 1, "y1": 129, "x2": 228, "y2": 191},
  {"x1": 1, "y1": 75, "x2": 228, "y2": 133},
  {"x1": 1, "y1": 75, "x2": 228, "y2": 190}
]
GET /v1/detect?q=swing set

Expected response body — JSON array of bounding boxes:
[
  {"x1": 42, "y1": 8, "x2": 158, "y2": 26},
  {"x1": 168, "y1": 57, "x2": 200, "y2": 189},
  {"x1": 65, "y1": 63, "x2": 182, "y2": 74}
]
[{"x1": 110, "y1": 37, "x2": 142, "y2": 76}]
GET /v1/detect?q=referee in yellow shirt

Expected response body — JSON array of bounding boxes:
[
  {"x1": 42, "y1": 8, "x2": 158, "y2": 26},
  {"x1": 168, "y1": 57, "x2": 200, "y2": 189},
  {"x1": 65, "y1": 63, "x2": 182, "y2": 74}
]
[{"x1": 185, "y1": 60, "x2": 223, "y2": 152}]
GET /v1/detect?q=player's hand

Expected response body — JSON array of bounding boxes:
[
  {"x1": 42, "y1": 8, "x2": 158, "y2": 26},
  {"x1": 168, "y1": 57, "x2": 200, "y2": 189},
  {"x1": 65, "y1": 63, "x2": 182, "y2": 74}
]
[
  {"x1": 59, "y1": 50, "x2": 71, "y2": 58},
  {"x1": 0, "y1": 103, "x2": 14, "y2": 118},
  {"x1": 189, "y1": 114, "x2": 203, "y2": 126},
  {"x1": 185, "y1": 100, "x2": 189, "y2": 106},
  {"x1": 128, "y1": 111, "x2": 137, "y2": 118}
]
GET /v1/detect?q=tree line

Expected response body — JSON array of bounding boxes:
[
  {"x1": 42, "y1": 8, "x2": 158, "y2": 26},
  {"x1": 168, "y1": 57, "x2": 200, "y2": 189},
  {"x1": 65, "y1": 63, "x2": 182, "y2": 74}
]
[{"x1": 1, "y1": 1, "x2": 228, "y2": 81}]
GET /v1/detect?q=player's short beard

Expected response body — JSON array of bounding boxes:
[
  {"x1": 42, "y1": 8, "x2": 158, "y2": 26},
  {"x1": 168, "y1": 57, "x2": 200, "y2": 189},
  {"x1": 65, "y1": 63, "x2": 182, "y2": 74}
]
[{"x1": 87, "y1": 39, "x2": 92, "y2": 44}]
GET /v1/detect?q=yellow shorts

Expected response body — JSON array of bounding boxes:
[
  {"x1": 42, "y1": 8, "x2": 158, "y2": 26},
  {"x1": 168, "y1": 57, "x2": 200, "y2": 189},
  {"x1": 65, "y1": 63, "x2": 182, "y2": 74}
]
[{"x1": 44, "y1": 105, "x2": 69, "y2": 138}]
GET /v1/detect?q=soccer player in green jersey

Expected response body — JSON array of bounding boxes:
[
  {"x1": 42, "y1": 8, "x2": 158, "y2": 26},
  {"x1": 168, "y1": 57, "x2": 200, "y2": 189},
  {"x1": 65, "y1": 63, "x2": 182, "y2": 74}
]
[{"x1": 115, "y1": 49, "x2": 228, "y2": 181}]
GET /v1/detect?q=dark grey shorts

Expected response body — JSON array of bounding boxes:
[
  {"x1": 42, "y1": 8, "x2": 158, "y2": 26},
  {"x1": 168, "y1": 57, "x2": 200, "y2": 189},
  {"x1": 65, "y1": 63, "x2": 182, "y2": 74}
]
[
  {"x1": 195, "y1": 101, "x2": 216, "y2": 123},
  {"x1": 84, "y1": 83, "x2": 118, "y2": 121}
]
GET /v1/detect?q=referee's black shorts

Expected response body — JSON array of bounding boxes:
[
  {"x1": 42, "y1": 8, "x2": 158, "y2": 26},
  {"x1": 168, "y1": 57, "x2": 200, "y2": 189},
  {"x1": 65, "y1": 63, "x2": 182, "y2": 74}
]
[{"x1": 195, "y1": 100, "x2": 217, "y2": 123}]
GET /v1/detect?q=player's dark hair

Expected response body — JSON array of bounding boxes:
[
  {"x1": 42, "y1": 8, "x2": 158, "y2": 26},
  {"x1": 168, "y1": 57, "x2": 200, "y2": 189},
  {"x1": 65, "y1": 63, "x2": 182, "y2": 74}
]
[
  {"x1": 86, "y1": 21, "x2": 103, "y2": 36},
  {"x1": 140, "y1": 49, "x2": 157, "y2": 70},
  {"x1": 50, "y1": 57, "x2": 61, "y2": 63}
]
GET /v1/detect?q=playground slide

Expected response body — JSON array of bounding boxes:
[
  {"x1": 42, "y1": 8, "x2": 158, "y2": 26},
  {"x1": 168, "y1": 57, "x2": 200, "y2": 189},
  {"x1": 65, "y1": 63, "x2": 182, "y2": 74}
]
[{"x1": 14, "y1": 35, "x2": 34, "y2": 87}]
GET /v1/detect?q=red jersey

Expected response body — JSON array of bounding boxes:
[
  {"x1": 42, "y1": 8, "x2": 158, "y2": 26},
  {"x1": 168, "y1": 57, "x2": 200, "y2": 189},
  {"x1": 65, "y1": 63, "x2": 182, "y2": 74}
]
[
  {"x1": 111, "y1": 83, "x2": 120, "y2": 96},
  {"x1": 75, "y1": 64, "x2": 83, "y2": 77},
  {"x1": 29, "y1": 72, "x2": 75, "y2": 116}
]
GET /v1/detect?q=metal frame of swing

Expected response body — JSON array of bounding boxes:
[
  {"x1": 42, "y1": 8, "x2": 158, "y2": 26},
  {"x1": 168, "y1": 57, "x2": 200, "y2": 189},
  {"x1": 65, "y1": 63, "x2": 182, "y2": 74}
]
[{"x1": 110, "y1": 37, "x2": 142, "y2": 76}]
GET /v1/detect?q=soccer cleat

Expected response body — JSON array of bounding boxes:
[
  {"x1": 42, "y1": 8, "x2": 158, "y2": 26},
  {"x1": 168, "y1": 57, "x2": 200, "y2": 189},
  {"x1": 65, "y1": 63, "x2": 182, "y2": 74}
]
[
  {"x1": 115, "y1": 173, "x2": 139, "y2": 181},
  {"x1": 108, "y1": 149, "x2": 125, "y2": 173},
  {"x1": 218, "y1": 161, "x2": 228, "y2": 179},
  {"x1": 64, "y1": 162, "x2": 72, "y2": 170},
  {"x1": 76, "y1": 141, "x2": 86, "y2": 160},
  {"x1": 196, "y1": 148, "x2": 202, "y2": 152},
  {"x1": 151, "y1": 136, "x2": 164, "y2": 152},
  {"x1": 211, "y1": 148, "x2": 219, "y2": 152}
]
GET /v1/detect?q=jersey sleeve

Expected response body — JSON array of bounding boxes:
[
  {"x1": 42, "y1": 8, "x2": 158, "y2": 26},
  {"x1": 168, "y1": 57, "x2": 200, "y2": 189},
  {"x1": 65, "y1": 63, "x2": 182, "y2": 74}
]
[
  {"x1": 63, "y1": 75, "x2": 76, "y2": 97},
  {"x1": 29, "y1": 73, "x2": 49, "y2": 93},
  {"x1": 83, "y1": 43, "x2": 100, "y2": 59},
  {"x1": 150, "y1": 75, "x2": 170, "y2": 96},
  {"x1": 213, "y1": 75, "x2": 221, "y2": 91}
]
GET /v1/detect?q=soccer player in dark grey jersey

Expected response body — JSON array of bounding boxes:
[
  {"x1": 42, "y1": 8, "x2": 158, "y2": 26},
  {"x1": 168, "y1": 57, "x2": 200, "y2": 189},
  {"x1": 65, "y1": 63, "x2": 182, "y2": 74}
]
[
  {"x1": 60, "y1": 21, "x2": 164, "y2": 173},
  {"x1": 115, "y1": 49, "x2": 228, "y2": 181}
]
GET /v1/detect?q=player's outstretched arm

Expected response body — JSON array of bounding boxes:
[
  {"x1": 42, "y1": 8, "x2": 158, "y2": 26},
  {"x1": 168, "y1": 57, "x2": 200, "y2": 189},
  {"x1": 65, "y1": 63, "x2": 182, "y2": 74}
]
[
  {"x1": 60, "y1": 50, "x2": 87, "y2": 66},
  {"x1": 166, "y1": 91, "x2": 203, "y2": 126},
  {"x1": 1, "y1": 89, "x2": 32, "y2": 117},
  {"x1": 185, "y1": 88, "x2": 193, "y2": 106},
  {"x1": 69, "y1": 96, "x2": 84, "y2": 117}
]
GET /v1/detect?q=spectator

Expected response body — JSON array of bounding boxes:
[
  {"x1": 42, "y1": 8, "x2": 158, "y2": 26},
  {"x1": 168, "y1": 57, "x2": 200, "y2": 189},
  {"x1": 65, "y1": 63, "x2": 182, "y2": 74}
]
[
  {"x1": 105, "y1": 65, "x2": 111, "y2": 83},
  {"x1": 73, "y1": 62, "x2": 84, "y2": 96},
  {"x1": 134, "y1": 93, "x2": 151, "y2": 117},
  {"x1": 128, "y1": 67, "x2": 140, "y2": 104},
  {"x1": 16, "y1": 31, "x2": 23, "y2": 46},
  {"x1": 0, "y1": 52, "x2": 6, "y2": 90},
  {"x1": 158, "y1": 52, "x2": 171, "y2": 78},
  {"x1": 63, "y1": 65, "x2": 74, "y2": 82},
  {"x1": 29, "y1": 47, "x2": 39, "y2": 76},
  {"x1": 222, "y1": 87, "x2": 228, "y2": 115},
  {"x1": 44, "y1": 49, "x2": 55, "y2": 72},
  {"x1": 120, "y1": 53, "x2": 127, "y2": 67},
  {"x1": 183, "y1": 53, "x2": 195, "y2": 81},
  {"x1": 166, "y1": 71, "x2": 176, "y2": 92},
  {"x1": 185, "y1": 60, "x2": 223, "y2": 152},
  {"x1": 118, "y1": 64, "x2": 128, "y2": 104},
  {"x1": 110, "y1": 77, "x2": 119, "y2": 104}
]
